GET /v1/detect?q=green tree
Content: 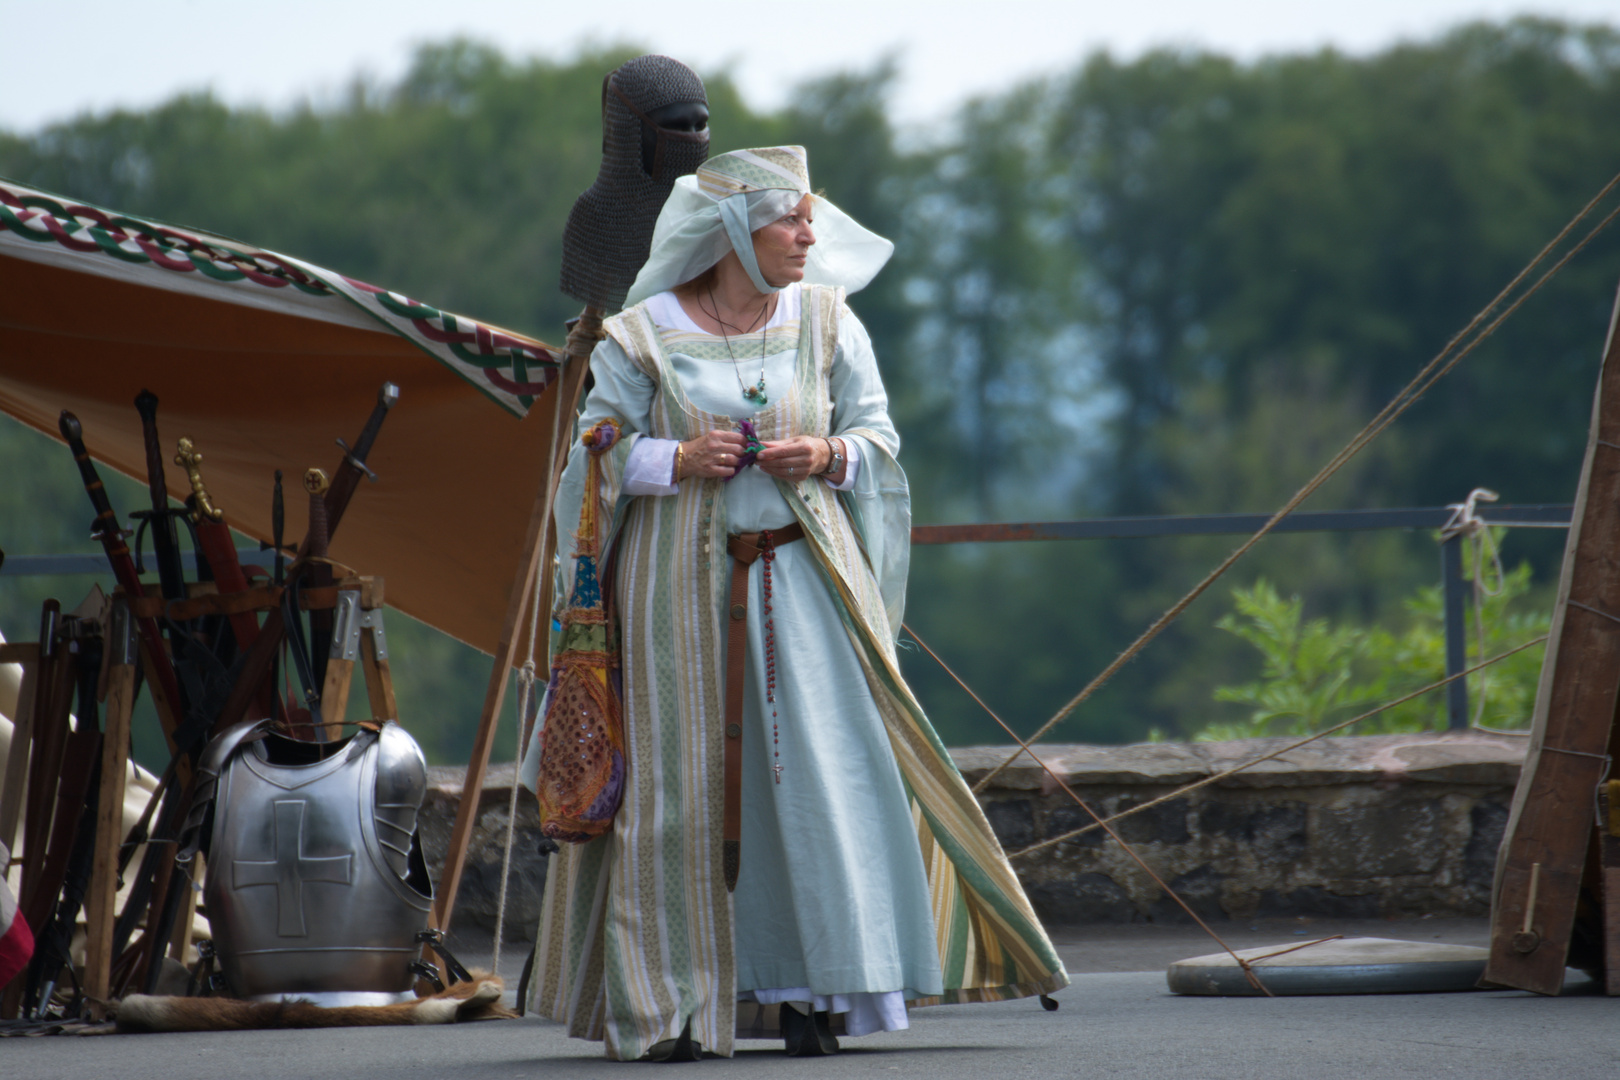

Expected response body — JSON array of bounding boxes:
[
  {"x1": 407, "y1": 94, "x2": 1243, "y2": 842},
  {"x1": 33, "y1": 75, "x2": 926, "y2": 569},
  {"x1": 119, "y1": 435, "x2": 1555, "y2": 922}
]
[{"x1": 4, "y1": 22, "x2": 1619, "y2": 756}]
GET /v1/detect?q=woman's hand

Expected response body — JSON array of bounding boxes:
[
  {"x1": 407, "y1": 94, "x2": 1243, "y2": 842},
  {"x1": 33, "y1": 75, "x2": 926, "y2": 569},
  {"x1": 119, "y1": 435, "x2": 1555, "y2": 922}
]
[
  {"x1": 756, "y1": 435, "x2": 834, "y2": 480},
  {"x1": 676, "y1": 430, "x2": 749, "y2": 480}
]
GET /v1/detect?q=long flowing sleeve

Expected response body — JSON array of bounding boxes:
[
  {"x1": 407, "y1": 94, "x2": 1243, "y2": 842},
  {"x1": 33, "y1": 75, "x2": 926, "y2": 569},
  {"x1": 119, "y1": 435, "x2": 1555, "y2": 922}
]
[{"x1": 828, "y1": 303, "x2": 911, "y2": 637}]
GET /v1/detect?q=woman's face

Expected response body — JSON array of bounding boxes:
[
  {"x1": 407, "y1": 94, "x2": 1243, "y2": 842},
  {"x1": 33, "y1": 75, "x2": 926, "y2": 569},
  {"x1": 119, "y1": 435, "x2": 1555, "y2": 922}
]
[{"x1": 752, "y1": 195, "x2": 816, "y2": 287}]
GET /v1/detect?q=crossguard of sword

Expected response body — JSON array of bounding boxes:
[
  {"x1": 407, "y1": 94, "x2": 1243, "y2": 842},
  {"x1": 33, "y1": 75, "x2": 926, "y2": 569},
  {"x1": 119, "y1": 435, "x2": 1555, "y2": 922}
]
[
  {"x1": 129, "y1": 507, "x2": 197, "y2": 574},
  {"x1": 335, "y1": 437, "x2": 378, "y2": 482},
  {"x1": 89, "y1": 518, "x2": 134, "y2": 543}
]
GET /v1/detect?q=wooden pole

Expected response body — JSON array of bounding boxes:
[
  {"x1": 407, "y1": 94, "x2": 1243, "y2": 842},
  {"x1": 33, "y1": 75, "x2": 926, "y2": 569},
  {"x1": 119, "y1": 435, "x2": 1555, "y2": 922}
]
[
  {"x1": 1484, "y1": 281, "x2": 1620, "y2": 995},
  {"x1": 84, "y1": 599, "x2": 135, "y2": 1016},
  {"x1": 432, "y1": 313, "x2": 598, "y2": 934}
]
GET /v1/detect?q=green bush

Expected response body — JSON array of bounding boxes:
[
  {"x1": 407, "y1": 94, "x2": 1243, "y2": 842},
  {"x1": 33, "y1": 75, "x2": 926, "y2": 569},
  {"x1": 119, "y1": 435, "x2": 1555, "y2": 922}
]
[{"x1": 1203, "y1": 541, "x2": 1549, "y2": 740}]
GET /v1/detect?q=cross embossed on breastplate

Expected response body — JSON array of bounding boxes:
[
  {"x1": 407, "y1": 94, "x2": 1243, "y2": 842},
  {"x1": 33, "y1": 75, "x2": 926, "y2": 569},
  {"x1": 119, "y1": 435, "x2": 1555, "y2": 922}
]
[{"x1": 233, "y1": 799, "x2": 355, "y2": 936}]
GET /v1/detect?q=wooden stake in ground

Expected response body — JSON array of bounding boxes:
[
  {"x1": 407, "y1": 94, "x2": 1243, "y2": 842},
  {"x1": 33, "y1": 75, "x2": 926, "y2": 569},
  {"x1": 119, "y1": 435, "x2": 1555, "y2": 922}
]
[
  {"x1": 83, "y1": 599, "x2": 136, "y2": 1016},
  {"x1": 1484, "y1": 281, "x2": 1620, "y2": 995},
  {"x1": 431, "y1": 319, "x2": 596, "y2": 934}
]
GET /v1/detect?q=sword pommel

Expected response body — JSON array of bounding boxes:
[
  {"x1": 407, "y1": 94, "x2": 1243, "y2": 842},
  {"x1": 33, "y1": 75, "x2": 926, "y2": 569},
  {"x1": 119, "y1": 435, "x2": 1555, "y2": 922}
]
[
  {"x1": 59, "y1": 410, "x2": 83, "y2": 446},
  {"x1": 379, "y1": 382, "x2": 400, "y2": 411},
  {"x1": 134, "y1": 388, "x2": 159, "y2": 425},
  {"x1": 303, "y1": 468, "x2": 330, "y2": 496}
]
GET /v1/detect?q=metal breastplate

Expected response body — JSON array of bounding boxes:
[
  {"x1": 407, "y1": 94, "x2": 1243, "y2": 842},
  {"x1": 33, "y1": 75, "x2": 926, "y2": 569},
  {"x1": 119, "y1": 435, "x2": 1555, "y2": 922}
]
[{"x1": 204, "y1": 724, "x2": 431, "y2": 1003}]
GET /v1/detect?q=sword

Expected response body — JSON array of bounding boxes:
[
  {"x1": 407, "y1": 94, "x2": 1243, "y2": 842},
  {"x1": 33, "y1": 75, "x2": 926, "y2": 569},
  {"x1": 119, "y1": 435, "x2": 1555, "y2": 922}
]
[
  {"x1": 132, "y1": 391, "x2": 188, "y2": 605},
  {"x1": 175, "y1": 435, "x2": 285, "y2": 726},
  {"x1": 58, "y1": 412, "x2": 191, "y2": 765},
  {"x1": 210, "y1": 384, "x2": 399, "y2": 737},
  {"x1": 303, "y1": 465, "x2": 335, "y2": 702},
  {"x1": 174, "y1": 436, "x2": 261, "y2": 652},
  {"x1": 272, "y1": 469, "x2": 286, "y2": 586},
  {"x1": 133, "y1": 392, "x2": 230, "y2": 742},
  {"x1": 327, "y1": 382, "x2": 398, "y2": 525}
]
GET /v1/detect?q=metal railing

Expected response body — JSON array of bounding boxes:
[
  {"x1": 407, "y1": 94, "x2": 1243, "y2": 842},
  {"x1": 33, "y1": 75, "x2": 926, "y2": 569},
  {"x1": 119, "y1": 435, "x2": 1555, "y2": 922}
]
[
  {"x1": 911, "y1": 503, "x2": 1574, "y2": 730},
  {"x1": 2, "y1": 503, "x2": 1574, "y2": 730}
]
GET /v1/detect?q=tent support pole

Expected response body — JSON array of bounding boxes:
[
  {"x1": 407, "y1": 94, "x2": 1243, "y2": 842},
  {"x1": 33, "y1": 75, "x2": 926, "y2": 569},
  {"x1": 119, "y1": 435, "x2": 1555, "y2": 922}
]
[{"x1": 432, "y1": 311, "x2": 600, "y2": 938}]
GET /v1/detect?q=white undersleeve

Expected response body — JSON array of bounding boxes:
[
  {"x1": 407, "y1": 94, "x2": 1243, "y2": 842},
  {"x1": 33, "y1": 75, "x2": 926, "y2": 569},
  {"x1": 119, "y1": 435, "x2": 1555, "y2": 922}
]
[{"x1": 621, "y1": 436, "x2": 861, "y2": 496}]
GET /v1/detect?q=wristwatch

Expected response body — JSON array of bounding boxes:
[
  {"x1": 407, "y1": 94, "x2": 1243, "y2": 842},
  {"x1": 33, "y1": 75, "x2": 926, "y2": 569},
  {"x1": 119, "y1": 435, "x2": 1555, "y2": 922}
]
[{"x1": 822, "y1": 437, "x2": 845, "y2": 477}]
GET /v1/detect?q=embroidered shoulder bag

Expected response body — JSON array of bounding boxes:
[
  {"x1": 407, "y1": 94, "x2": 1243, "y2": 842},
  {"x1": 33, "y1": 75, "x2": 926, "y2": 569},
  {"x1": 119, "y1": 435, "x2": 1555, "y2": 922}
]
[{"x1": 535, "y1": 418, "x2": 626, "y2": 842}]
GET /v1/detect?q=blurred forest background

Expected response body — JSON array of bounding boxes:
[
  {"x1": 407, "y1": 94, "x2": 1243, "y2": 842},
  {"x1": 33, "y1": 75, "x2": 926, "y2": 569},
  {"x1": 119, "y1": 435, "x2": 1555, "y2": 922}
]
[{"x1": 3, "y1": 17, "x2": 1619, "y2": 768}]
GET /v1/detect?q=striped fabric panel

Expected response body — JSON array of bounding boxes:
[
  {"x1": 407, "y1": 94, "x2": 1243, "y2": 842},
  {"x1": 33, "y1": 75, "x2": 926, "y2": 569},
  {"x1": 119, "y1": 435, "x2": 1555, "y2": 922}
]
[
  {"x1": 601, "y1": 314, "x2": 740, "y2": 1061},
  {"x1": 783, "y1": 286, "x2": 1069, "y2": 1005}
]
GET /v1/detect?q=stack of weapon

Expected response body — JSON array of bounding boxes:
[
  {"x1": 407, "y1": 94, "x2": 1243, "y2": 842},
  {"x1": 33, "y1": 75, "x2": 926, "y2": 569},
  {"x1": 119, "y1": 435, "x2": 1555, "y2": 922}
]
[{"x1": 0, "y1": 384, "x2": 398, "y2": 1024}]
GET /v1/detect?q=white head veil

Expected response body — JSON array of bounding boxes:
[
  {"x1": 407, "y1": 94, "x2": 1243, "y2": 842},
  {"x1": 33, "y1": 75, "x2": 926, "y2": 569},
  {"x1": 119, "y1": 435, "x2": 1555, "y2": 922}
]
[{"x1": 622, "y1": 145, "x2": 894, "y2": 308}]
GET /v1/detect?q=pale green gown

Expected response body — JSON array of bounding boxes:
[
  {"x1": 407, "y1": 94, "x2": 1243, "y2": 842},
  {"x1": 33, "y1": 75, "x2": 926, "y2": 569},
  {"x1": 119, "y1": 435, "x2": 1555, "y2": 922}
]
[
  {"x1": 524, "y1": 284, "x2": 1067, "y2": 1061},
  {"x1": 584, "y1": 288, "x2": 943, "y2": 1026}
]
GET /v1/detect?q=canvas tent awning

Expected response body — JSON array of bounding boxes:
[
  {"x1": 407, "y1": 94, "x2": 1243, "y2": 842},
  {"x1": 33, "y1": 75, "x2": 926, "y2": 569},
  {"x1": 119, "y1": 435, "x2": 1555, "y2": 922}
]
[{"x1": 0, "y1": 177, "x2": 568, "y2": 656}]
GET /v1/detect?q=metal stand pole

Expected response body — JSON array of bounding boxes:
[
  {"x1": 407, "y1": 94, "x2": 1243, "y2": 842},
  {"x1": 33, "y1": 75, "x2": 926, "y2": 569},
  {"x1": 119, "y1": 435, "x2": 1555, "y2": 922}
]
[{"x1": 1441, "y1": 534, "x2": 1469, "y2": 730}]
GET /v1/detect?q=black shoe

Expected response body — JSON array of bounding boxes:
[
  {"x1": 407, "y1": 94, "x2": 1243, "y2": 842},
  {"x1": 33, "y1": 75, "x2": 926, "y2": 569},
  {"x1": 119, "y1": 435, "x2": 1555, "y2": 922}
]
[
  {"x1": 782, "y1": 1006, "x2": 839, "y2": 1057},
  {"x1": 644, "y1": 1020, "x2": 702, "y2": 1062},
  {"x1": 813, "y1": 1011, "x2": 839, "y2": 1055}
]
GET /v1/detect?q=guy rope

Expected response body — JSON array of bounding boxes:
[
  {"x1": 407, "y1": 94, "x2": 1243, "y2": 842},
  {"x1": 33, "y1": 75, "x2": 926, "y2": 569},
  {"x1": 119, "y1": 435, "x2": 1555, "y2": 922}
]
[
  {"x1": 974, "y1": 165, "x2": 1620, "y2": 795},
  {"x1": 905, "y1": 164, "x2": 1620, "y2": 982}
]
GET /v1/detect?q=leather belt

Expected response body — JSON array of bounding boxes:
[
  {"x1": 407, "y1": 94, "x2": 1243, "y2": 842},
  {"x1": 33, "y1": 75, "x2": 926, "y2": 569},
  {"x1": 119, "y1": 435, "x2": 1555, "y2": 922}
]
[{"x1": 722, "y1": 522, "x2": 805, "y2": 891}]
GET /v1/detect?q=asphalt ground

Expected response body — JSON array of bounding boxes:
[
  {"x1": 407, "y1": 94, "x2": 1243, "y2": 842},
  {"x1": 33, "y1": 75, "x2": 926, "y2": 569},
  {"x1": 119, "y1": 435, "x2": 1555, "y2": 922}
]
[{"x1": 6, "y1": 918, "x2": 1618, "y2": 1079}]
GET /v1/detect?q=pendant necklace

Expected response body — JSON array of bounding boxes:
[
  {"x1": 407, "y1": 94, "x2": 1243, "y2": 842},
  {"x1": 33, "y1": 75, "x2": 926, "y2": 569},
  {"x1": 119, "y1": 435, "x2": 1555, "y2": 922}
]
[{"x1": 706, "y1": 285, "x2": 772, "y2": 405}]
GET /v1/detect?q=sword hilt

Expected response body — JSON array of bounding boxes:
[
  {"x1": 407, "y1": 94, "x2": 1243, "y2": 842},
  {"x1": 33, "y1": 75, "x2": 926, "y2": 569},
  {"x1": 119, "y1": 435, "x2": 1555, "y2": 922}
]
[
  {"x1": 134, "y1": 390, "x2": 170, "y2": 505},
  {"x1": 134, "y1": 389, "x2": 190, "y2": 604},
  {"x1": 324, "y1": 383, "x2": 398, "y2": 526},
  {"x1": 174, "y1": 437, "x2": 224, "y2": 522},
  {"x1": 335, "y1": 438, "x2": 377, "y2": 482},
  {"x1": 59, "y1": 412, "x2": 127, "y2": 555},
  {"x1": 304, "y1": 468, "x2": 331, "y2": 559}
]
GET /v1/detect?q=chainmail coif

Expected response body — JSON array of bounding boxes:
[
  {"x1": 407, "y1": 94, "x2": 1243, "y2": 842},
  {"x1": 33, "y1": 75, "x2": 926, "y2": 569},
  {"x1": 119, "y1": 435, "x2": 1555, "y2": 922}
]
[{"x1": 559, "y1": 55, "x2": 709, "y2": 312}]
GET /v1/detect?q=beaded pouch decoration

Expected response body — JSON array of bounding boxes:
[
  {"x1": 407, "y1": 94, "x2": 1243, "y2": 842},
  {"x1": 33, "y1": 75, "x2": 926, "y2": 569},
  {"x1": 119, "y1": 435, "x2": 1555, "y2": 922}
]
[{"x1": 535, "y1": 418, "x2": 627, "y2": 843}]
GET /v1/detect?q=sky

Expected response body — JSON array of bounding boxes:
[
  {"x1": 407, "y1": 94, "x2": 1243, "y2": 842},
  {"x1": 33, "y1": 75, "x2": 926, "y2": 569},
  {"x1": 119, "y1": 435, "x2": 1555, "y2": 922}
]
[{"x1": 3, "y1": 0, "x2": 1618, "y2": 134}]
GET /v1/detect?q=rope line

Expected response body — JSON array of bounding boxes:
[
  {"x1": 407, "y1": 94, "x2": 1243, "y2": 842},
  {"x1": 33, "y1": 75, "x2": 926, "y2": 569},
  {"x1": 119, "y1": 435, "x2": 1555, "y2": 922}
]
[
  {"x1": 1001, "y1": 635, "x2": 1547, "y2": 859},
  {"x1": 972, "y1": 169, "x2": 1620, "y2": 793},
  {"x1": 906, "y1": 618, "x2": 1539, "y2": 975},
  {"x1": 490, "y1": 366, "x2": 572, "y2": 976},
  {"x1": 902, "y1": 624, "x2": 1273, "y2": 994},
  {"x1": 1244, "y1": 934, "x2": 1346, "y2": 965}
]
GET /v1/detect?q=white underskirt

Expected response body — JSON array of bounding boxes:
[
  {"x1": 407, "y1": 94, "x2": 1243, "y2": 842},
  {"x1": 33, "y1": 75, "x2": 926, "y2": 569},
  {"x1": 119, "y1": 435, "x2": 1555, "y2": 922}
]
[{"x1": 738, "y1": 988, "x2": 909, "y2": 1037}]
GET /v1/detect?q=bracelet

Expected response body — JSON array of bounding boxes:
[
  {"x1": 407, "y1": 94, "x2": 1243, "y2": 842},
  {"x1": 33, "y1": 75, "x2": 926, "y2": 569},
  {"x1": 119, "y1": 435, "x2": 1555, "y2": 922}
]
[{"x1": 673, "y1": 442, "x2": 684, "y2": 483}]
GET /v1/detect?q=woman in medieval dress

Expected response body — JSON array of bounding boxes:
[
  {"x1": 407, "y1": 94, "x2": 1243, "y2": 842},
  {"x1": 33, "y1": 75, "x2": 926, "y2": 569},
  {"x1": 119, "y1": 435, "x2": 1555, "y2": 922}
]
[{"x1": 523, "y1": 146, "x2": 1067, "y2": 1061}]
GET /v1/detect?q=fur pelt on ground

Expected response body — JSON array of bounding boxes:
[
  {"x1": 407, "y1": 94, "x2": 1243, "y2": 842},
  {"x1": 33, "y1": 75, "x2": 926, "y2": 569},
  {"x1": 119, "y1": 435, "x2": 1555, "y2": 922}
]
[{"x1": 115, "y1": 974, "x2": 516, "y2": 1032}]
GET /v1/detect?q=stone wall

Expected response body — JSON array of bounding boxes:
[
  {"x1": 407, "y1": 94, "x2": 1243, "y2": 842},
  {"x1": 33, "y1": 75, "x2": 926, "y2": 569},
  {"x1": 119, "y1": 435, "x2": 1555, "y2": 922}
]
[
  {"x1": 958, "y1": 732, "x2": 1524, "y2": 924},
  {"x1": 421, "y1": 732, "x2": 1526, "y2": 937},
  {"x1": 419, "y1": 762, "x2": 548, "y2": 940}
]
